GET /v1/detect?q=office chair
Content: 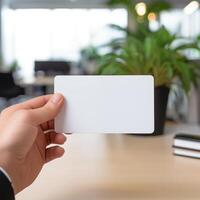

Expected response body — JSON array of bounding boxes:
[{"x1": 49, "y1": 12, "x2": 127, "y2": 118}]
[{"x1": 0, "y1": 72, "x2": 25, "y2": 101}]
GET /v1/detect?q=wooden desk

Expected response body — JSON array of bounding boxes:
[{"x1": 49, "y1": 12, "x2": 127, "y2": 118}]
[
  {"x1": 18, "y1": 76, "x2": 54, "y2": 87},
  {"x1": 18, "y1": 76, "x2": 55, "y2": 95},
  {"x1": 16, "y1": 125, "x2": 200, "y2": 200}
]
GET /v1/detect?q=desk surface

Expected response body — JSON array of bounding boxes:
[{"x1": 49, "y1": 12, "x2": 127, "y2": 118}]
[
  {"x1": 16, "y1": 124, "x2": 200, "y2": 200},
  {"x1": 18, "y1": 76, "x2": 54, "y2": 86}
]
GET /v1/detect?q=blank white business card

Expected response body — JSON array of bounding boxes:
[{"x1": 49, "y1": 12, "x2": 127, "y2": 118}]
[{"x1": 54, "y1": 75, "x2": 154, "y2": 134}]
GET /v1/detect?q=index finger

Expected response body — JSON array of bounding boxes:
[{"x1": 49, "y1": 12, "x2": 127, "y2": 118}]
[{"x1": 6, "y1": 95, "x2": 53, "y2": 112}]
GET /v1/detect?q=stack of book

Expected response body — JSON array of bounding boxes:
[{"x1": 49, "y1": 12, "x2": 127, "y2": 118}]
[{"x1": 173, "y1": 134, "x2": 200, "y2": 159}]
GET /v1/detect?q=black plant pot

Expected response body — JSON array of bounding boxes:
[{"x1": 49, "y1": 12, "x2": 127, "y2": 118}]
[{"x1": 154, "y1": 86, "x2": 170, "y2": 135}]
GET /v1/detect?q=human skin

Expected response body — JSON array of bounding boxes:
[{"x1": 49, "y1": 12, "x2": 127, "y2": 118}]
[{"x1": 0, "y1": 94, "x2": 67, "y2": 194}]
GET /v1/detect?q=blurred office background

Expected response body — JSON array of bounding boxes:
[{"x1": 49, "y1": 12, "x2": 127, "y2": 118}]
[{"x1": 0, "y1": 0, "x2": 200, "y2": 133}]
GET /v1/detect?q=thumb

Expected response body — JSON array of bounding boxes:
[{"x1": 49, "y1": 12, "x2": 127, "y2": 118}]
[{"x1": 29, "y1": 93, "x2": 64, "y2": 125}]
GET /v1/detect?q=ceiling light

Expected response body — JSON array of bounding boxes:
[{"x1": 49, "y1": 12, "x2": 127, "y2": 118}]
[
  {"x1": 184, "y1": 1, "x2": 199, "y2": 15},
  {"x1": 148, "y1": 12, "x2": 157, "y2": 22},
  {"x1": 135, "y1": 2, "x2": 147, "y2": 16}
]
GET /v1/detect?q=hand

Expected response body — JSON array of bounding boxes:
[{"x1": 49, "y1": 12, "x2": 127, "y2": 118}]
[{"x1": 0, "y1": 94, "x2": 66, "y2": 194}]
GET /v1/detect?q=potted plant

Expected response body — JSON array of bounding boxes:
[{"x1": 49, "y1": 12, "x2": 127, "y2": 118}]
[
  {"x1": 80, "y1": 46, "x2": 101, "y2": 75},
  {"x1": 97, "y1": 27, "x2": 199, "y2": 134}
]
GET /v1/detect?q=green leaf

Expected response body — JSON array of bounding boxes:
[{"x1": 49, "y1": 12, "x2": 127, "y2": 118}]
[
  {"x1": 173, "y1": 43, "x2": 200, "y2": 51},
  {"x1": 97, "y1": 24, "x2": 200, "y2": 94},
  {"x1": 174, "y1": 61, "x2": 192, "y2": 93}
]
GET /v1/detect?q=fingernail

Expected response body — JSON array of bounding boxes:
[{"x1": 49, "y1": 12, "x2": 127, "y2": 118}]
[
  {"x1": 51, "y1": 94, "x2": 63, "y2": 105},
  {"x1": 63, "y1": 135, "x2": 67, "y2": 143}
]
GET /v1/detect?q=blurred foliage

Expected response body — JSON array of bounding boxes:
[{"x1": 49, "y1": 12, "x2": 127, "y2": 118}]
[
  {"x1": 9, "y1": 60, "x2": 20, "y2": 72},
  {"x1": 197, "y1": 35, "x2": 200, "y2": 47},
  {"x1": 147, "y1": 0, "x2": 171, "y2": 14},
  {"x1": 96, "y1": 0, "x2": 200, "y2": 93},
  {"x1": 98, "y1": 26, "x2": 200, "y2": 93},
  {"x1": 80, "y1": 46, "x2": 101, "y2": 61}
]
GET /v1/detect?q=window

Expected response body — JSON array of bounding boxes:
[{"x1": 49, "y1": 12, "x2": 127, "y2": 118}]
[
  {"x1": 149, "y1": 9, "x2": 200, "y2": 59},
  {"x1": 2, "y1": 8, "x2": 127, "y2": 76},
  {"x1": 160, "y1": 9, "x2": 200, "y2": 38}
]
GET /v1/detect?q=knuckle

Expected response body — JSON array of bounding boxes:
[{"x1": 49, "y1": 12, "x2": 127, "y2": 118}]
[
  {"x1": 0, "y1": 108, "x2": 9, "y2": 116},
  {"x1": 14, "y1": 110, "x2": 31, "y2": 122},
  {"x1": 1, "y1": 105, "x2": 18, "y2": 116},
  {"x1": 0, "y1": 107, "x2": 12, "y2": 117}
]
